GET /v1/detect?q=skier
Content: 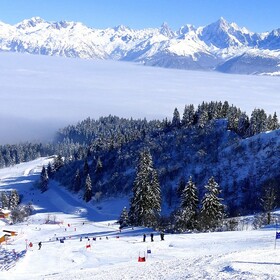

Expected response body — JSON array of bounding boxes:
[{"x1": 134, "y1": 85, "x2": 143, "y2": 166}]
[
  {"x1": 38, "y1": 241, "x2": 42, "y2": 250},
  {"x1": 150, "y1": 233, "x2": 154, "y2": 242},
  {"x1": 160, "y1": 232, "x2": 165, "y2": 241},
  {"x1": 143, "y1": 233, "x2": 146, "y2": 242}
]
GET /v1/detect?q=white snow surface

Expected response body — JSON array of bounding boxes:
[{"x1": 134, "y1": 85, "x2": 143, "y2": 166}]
[
  {"x1": 1, "y1": 158, "x2": 280, "y2": 279},
  {"x1": 1, "y1": 52, "x2": 280, "y2": 144}
]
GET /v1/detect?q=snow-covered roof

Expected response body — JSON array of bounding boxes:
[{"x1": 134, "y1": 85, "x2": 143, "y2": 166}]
[{"x1": 0, "y1": 209, "x2": 11, "y2": 214}]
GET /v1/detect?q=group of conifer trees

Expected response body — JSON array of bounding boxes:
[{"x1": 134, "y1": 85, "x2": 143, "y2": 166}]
[
  {"x1": 0, "y1": 189, "x2": 33, "y2": 223},
  {"x1": 2, "y1": 100, "x2": 278, "y2": 228},
  {"x1": 171, "y1": 101, "x2": 279, "y2": 137},
  {"x1": 0, "y1": 190, "x2": 20, "y2": 210},
  {"x1": 173, "y1": 176, "x2": 224, "y2": 232},
  {"x1": 39, "y1": 154, "x2": 95, "y2": 203},
  {"x1": 119, "y1": 150, "x2": 225, "y2": 232}
]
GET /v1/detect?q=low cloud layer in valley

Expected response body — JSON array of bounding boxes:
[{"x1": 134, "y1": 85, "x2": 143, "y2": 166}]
[{"x1": 1, "y1": 52, "x2": 280, "y2": 144}]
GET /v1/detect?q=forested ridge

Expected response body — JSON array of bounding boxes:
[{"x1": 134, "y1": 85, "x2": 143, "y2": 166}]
[{"x1": 1, "y1": 101, "x2": 280, "y2": 221}]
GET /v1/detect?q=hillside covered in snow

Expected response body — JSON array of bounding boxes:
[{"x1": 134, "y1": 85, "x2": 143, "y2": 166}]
[
  {"x1": 1, "y1": 17, "x2": 280, "y2": 75},
  {"x1": 1, "y1": 158, "x2": 280, "y2": 280}
]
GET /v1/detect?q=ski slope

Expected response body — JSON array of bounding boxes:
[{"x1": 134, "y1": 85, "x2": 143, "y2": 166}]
[{"x1": 1, "y1": 158, "x2": 280, "y2": 280}]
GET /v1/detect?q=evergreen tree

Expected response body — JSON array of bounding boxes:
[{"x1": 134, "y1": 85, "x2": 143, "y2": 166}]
[
  {"x1": 172, "y1": 107, "x2": 181, "y2": 128},
  {"x1": 9, "y1": 190, "x2": 20, "y2": 210},
  {"x1": 163, "y1": 117, "x2": 172, "y2": 130},
  {"x1": 272, "y1": 112, "x2": 280, "y2": 130},
  {"x1": 40, "y1": 166, "x2": 49, "y2": 193},
  {"x1": 129, "y1": 150, "x2": 161, "y2": 228},
  {"x1": 1, "y1": 191, "x2": 9, "y2": 208},
  {"x1": 119, "y1": 206, "x2": 129, "y2": 228},
  {"x1": 175, "y1": 177, "x2": 199, "y2": 231},
  {"x1": 182, "y1": 104, "x2": 195, "y2": 127},
  {"x1": 227, "y1": 106, "x2": 241, "y2": 132},
  {"x1": 261, "y1": 185, "x2": 276, "y2": 225},
  {"x1": 267, "y1": 112, "x2": 279, "y2": 131},
  {"x1": 0, "y1": 154, "x2": 5, "y2": 168},
  {"x1": 72, "y1": 169, "x2": 82, "y2": 193},
  {"x1": 237, "y1": 112, "x2": 250, "y2": 137},
  {"x1": 176, "y1": 177, "x2": 186, "y2": 198},
  {"x1": 10, "y1": 203, "x2": 34, "y2": 224},
  {"x1": 247, "y1": 108, "x2": 267, "y2": 136},
  {"x1": 181, "y1": 177, "x2": 198, "y2": 210},
  {"x1": 197, "y1": 104, "x2": 209, "y2": 129},
  {"x1": 208, "y1": 101, "x2": 219, "y2": 120},
  {"x1": 200, "y1": 177, "x2": 224, "y2": 231},
  {"x1": 47, "y1": 161, "x2": 54, "y2": 178},
  {"x1": 221, "y1": 101, "x2": 229, "y2": 117},
  {"x1": 53, "y1": 155, "x2": 64, "y2": 171},
  {"x1": 83, "y1": 174, "x2": 93, "y2": 202},
  {"x1": 174, "y1": 207, "x2": 195, "y2": 232}
]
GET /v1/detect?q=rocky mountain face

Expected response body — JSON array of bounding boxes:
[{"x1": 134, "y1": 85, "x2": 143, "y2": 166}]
[{"x1": 0, "y1": 17, "x2": 280, "y2": 75}]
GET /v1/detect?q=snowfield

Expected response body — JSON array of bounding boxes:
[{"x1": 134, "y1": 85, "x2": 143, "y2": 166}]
[{"x1": 1, "y1": 158, "x2": 280, "y2": 280}]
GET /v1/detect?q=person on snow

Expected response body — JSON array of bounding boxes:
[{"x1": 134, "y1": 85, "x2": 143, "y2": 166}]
[
  {"x1": 143, "y1": 233, "x2": 146, "y2": 242},
  {"x1": 150, "y1": 233, "x2": 154, "y2": 242},
  {"x1": 160, "y1": 232, "x2": 165, "y2": 241},
  {"x1": 38, "y1": 242, "x2": 42, "y2": 250}
]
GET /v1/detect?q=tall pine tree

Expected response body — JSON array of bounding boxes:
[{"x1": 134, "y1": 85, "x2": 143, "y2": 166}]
[
  {"x1": 72, "y1": 169, "x2": 81, "y2": 193},
  {"x1": 182, "y1": 104, "x2": 195, "y2": 127},
  {"x1": 172, "y1": 107, "x2": 181, "y2": 128},
  {"x1": 53, "y1": 155, "x2": 64, "y2": 172},
  {"x1": 40, "y1": 166, "x2": 49, "y2": 193},
  {"x1": 1, "y1": 192, "x2": 9, "y2": 208},
  {"x1": 175, "y1": 176, "x2": 199, "y2": 232},
  {"x1": 119, "y1": 206, "x2": 129, "y2": 228},
  {"x1": 83, "y1": 174, "x2": 93, "y2": 202},
  {"x1": 200, "y1": 177, "x2": 224, "y2": 231},
  {"x1": 129, "y1": 150, "x2": 161, "y2": 228},
  {"x1": 181, "y1": 176, "x2": 199, "y2": 229},
  {"x1": 9, "y1": 190, "x2": 20, "y2": 210}
]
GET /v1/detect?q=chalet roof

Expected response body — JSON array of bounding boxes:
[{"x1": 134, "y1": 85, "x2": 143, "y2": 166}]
[{"x1": 0, "y1": 209, "x2": 11, "y2": 214}]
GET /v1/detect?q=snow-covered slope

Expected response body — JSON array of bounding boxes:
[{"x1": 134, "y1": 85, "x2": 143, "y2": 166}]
[
  {"x1": 1, "y1": 158, "x2": 280, "y2": 279},
  {"x1": 1, "y1": 17, "x2": 280, "y2": 75}
]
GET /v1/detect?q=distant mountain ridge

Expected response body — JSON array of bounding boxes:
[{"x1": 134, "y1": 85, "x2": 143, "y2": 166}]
[{"x1": 0, "y1": 16, "x2": 280, "y2": 75}]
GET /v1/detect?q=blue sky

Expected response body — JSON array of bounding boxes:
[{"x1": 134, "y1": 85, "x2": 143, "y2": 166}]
[{"x1": 0, "y1": 0, "x2": 279, "y2": 32}]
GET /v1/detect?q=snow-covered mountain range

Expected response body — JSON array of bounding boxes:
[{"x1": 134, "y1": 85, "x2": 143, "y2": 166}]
[{"x1": 1, "y1": 16, "x2": 280, "y2": 75}]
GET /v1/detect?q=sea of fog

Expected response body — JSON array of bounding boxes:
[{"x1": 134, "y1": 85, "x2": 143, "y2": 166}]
[{"x1": 0, "y1": 52, "x2": 280, "y2": 144}]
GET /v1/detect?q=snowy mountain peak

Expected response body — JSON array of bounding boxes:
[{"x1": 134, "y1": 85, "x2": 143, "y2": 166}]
[
  {"x1": 15, "y1": 16, "x2": 47, "y2": 29},
  {"x1": 216, "y1": 17, "x2": 229, "y2": 29},
  {"x1": 177, "y1": 24, "x2": 196, "y2": 36},
  {"x1": 51, "y1": 20, "x2": 85, "y2": 30},
  {"x1": 114, "y1": 24, "x2": 131, "y2": 33},
  {"x1": 270, "y1": 28, "x2": 280, "y2": 36},
  {"x1": 198, "y1": 17, "x2": 256, "y2": 49},
  {"x1": 0, "y1": 17, "x2": 280, "y2": 75},
  {"x1": 205, "y1": 17, "x2": 231, "y2": 32},
  {"x1": 160, "y1": 22, "x2": 175, "y2": 38}
]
